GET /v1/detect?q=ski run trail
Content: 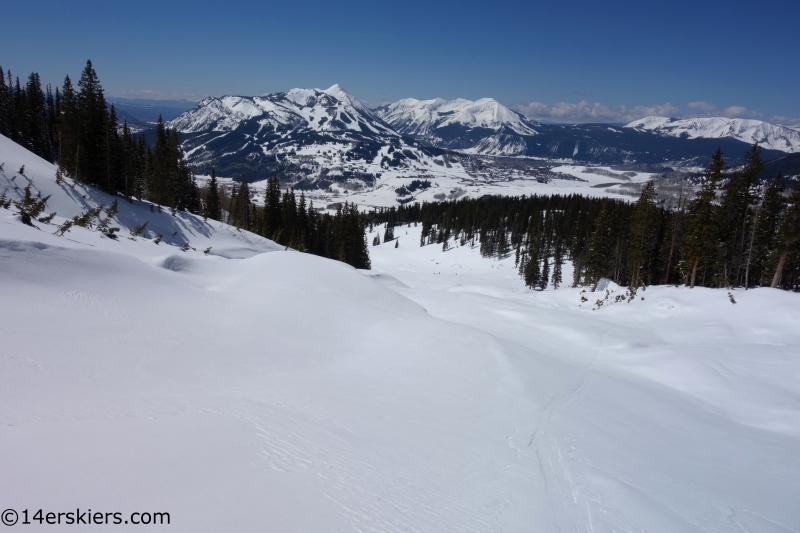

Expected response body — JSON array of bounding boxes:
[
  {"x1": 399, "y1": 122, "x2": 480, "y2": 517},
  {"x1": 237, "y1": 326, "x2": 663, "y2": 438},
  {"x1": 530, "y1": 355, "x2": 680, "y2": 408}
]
[{"x1": 1, "y1": 133, "x2": 799, "y2": 532}]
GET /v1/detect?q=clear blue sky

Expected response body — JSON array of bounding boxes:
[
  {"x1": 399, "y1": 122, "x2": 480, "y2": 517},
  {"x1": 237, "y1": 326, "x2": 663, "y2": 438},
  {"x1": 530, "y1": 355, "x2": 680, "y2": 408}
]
[{"x1": 3, "y1": 0, "x2": 799, "y2": 124}]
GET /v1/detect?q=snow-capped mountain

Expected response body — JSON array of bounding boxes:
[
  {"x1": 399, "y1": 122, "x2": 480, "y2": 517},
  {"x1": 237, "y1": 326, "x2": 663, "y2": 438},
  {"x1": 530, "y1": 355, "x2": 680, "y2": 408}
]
[
  {"x1": 169, "y1": 84, "x2": 396, "y2": 137},
  {"x1": 375, "y1": 97, "x2": 538, "y2": 137},
  {"x1": 374, "y1": 97, "x2": 538, "y2": 154},
  {"x1": 625, "y1": 117, "x2": 800, "y2": 153},
  {"x1": 167, "y1": 85, "x2": 462, "y2": 190},
  {"x1": 166, "y1": 86, "x2": 794, "y2": 201}
]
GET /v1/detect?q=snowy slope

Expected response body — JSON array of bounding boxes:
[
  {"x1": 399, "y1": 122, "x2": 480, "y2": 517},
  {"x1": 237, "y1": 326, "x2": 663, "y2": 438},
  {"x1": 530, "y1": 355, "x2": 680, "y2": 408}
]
[
  {"x1": 375, "y1": 97, "x2": 539, "y2": 137},
  {"x1": 0, "y1": 134, "x2": 282, "y2": 257},
  {"x1": 625, "y1": 116, "x2": 800, "y2": 153},
  {"x1": 2, "y1": 137, "x2": 800, "y2": 532}
]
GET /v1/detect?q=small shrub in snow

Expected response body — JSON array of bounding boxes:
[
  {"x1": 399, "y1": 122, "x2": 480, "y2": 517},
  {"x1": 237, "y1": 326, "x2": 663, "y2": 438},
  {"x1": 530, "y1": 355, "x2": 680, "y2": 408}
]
[
  {"x1": 13, "y1": 184, "x2": 50, "y2": 226},
  {"x1": 54, "y1": 220, "x2": 73, "y2": 236},
  {"x1": 131, "y1": 221, "x2": 149, "y2": 238},
  {"x1": 72, "y1": 205, "x2": 104, "y2": 229}
]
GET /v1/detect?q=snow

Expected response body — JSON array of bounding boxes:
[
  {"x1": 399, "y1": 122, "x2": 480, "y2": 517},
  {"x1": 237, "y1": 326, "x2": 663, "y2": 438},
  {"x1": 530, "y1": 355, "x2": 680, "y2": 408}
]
[
  {"x1": 626, "y1": 116, "x2": 800, "y2": 153},
  {"x1": 376, "y1": 97, "x2": 539, "y2": 137},
  {"x1": 168, "y1": 86, "x2": 396, "y2": 137},
  {"x1": 2, "y1": 135, "x2": 799, "y2": 532}
]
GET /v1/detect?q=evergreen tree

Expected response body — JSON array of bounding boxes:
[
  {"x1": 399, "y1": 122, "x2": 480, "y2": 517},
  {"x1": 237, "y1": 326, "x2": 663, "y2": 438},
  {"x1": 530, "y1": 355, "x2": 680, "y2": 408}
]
[
  {"x1": 229, "y1": 176, "x2": 251, "y2": 230},
  {"x1": 755, "y1": 171, "x2": 786, "y2": 286},
  {"x1": 76, "y1": 60, "x2": 110, "y2": 189},
  {"x1": 263, "y1": 176, "x2": 282, "y2": 239},
  {"x1": 715, "y1": 143, "x2": 764, "y2": 287},
  {"x1": 539, "y1": 254, "x2": 550, "y2": 291},
  {"x1": 552, "y1": 242, "x2": 563, "y2": 289},
  {"x1": 384, "y1": 222, "x2": 394, "y2": 242},
  {"x1": 682, "y1": 149, "x2": 724, "y2": 287},
  {"x1": 770, "y1": 179, "x2": 800, "y2": 288},
  {"x1": 627, "y1": 180, "x2": 659, "y2": 286},
  {"x1": 205, "y1": 168, "x2": 222, "y2": 221},
  {"x1": 57, "y1": 75, "x2": 78, "y2": 177},
  {"x1": 13, "y1": 184, "x2": 50, "y2": 225}
]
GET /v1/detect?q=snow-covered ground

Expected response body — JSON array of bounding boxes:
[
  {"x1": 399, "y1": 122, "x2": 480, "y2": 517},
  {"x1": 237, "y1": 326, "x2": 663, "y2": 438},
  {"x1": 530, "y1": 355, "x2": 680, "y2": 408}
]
[
  {"x1": 2, "y1": 135, "x2": 799, "y2": 532},
  {"x1": 199, "y1": 162, "x2": 653, "y2": 211}
]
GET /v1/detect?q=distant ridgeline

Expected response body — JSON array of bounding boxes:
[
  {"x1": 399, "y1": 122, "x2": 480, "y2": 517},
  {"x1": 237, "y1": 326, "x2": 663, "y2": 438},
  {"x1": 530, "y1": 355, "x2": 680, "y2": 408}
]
[
  {"x1": 0, "y1": 60, "x2": 371, "y2": 270},
  {"x1": 368, "y1": 145, "x2": 800, "y2": 292}
]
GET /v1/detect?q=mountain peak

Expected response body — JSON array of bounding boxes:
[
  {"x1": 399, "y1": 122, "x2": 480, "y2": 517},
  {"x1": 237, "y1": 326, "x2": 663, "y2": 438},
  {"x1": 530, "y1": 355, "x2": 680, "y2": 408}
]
[
  {"x1": 375, "y1": 97, "x2": 538, "y2": 139},
  {"x1": 625, "y1": 116, "x2": 800, "y2": 153}
]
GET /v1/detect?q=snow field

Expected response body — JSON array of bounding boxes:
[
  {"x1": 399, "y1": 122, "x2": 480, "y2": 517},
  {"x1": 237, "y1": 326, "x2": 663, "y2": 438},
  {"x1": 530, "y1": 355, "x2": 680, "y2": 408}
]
[{"x1": 2, "y1": 134, "x2": 799, "y2": 532}]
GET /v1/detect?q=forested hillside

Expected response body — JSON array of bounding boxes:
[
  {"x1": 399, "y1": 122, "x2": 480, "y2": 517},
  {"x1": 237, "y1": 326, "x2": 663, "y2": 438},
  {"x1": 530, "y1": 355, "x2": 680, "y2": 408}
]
[{"x1": 369, "y1": 145, "x2": 800, "y2": 291}]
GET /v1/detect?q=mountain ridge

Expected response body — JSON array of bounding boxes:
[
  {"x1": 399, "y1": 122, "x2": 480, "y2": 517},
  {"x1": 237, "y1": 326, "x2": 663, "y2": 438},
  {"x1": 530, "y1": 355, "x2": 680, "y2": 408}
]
[{"x1": 625, "y1": 116, "x2": 800, "y2": 153}]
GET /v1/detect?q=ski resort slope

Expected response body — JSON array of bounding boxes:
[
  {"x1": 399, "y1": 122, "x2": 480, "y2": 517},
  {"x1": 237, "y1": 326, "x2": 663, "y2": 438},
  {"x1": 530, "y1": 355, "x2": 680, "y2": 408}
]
[
  {"x1": 1, "y1": 137, "x2": 800, "y2": 532},
  {"x1": 369, "y1": 227, "x2": 800, "y2": 533}
]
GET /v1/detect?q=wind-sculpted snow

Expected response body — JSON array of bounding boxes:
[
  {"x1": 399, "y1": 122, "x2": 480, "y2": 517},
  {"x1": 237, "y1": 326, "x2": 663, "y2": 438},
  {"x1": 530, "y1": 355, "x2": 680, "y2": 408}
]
[
  {"x1": 1, "y1": 137, "x2": 800, "y2": 532},
  {"x1": 626, "y1": 116, "x2": 800, "y2": 153}
]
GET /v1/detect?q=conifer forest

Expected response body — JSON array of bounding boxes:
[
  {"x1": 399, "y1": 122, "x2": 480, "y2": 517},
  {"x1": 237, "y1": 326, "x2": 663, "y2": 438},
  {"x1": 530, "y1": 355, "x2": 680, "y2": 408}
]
[{"x1": 367, "y1": 145, "x2": 800, "y2": 291}]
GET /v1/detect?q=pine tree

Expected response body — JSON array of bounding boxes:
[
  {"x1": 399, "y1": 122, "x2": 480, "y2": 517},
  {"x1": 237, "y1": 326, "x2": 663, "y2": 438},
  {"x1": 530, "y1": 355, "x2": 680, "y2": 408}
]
[
  {"x1": 755, "y1": 171, "x2": 787, "y2": 286},
  {"x1": 715, "y1": 143, "x2": 764, "y2": 287},
  {"x1": 13, "y1": 184, "x2": 50, "y2": 225},
  {"x1": 76, "y1": 60, "x2": 110, "y2": 189},
  {"x1": 770, "y1": 179, "x2": 800, "y2": 288},
  {"x1": 57, "y1": 75, "x2": 78, "y2": 178},
  {"x1": 205, "y1": 167, "x2": 222, "y2": 221},
  {"x1": 230, "y1": 177, "x2": 251, "y2": 230},
  {"x1": 552, "y1": 242, "x2": 563, "y2": 290},
  {"x1": 280, "y1": 187, "x2": 297, "y2": 246},
  {"x1": 294, "y1": 192, "x2": 308, "y2": 251},
  {"x1": 627, "y1": 180, "x2": 659, "y2": 286},
  {"x1": 682, "y1": 149, "x2": 724, "y2": 287},
  {"x1": 539, "y1": 255, "x2": 550, "y2": 290},
  {"x1": 263, "y1": 176, "x2": 282, "y2": 239},
  {"x1": 384, "y1": 222, "x2": 394, "y2": 242}
]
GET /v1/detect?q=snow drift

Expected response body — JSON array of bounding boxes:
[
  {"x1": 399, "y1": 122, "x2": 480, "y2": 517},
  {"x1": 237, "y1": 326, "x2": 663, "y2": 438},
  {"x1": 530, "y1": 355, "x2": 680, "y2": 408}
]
[{"x1": 1, "y1": 135, "x2": 799, "y2": 532}]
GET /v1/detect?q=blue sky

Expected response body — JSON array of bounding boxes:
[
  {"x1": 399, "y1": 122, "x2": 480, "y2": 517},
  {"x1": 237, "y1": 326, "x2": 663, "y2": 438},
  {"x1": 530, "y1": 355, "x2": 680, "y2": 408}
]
[{"x1": 3, "y1": 0, "x2": 799, "y2": 124}]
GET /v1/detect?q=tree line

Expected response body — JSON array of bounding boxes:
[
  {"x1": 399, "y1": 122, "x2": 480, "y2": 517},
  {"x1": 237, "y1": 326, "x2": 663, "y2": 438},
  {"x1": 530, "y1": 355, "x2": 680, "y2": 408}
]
[
  {"x1": 218, "y1": 175, "x2": 371, "y2": 269},
  {"x1": 367, "y1": 144, "x2": 799, "y2": 291},
  {"x1": 0, "y1": 59, "x2": 201, "y2": 212}
]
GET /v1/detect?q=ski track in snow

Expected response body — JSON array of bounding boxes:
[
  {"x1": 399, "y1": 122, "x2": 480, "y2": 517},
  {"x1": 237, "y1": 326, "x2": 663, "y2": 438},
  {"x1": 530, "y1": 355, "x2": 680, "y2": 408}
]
[{"x1": 2, "y1": 134, "x2": 800, "y2": 532}]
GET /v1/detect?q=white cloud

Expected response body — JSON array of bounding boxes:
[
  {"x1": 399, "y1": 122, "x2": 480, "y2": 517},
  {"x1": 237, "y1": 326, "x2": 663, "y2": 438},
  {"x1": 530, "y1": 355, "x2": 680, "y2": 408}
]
[
  {"x1": 687, "y1": 101, "x2": 764, "y2": 120},
  {"x1": 687, "y1": 101, "x2": 719, "y2": 116},
  {"x1": 722, "y1": 106, "x2": 763, "y2": 119},
  {"x1": 516, "y1": 99, "x2": 780, "y2": 124},
  {"x1": 515, "y1": 100, "x2": 681, "y2": 123},
  {"x1": 769, "y1": 115, "x2": 800, "y2": 128}
]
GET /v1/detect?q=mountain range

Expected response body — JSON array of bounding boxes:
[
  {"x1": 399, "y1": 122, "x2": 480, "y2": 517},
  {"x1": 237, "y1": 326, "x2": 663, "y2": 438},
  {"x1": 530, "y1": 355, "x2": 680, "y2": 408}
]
[{"x1": 164, "y1": 85, "x2": 800, "y2": 193}]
